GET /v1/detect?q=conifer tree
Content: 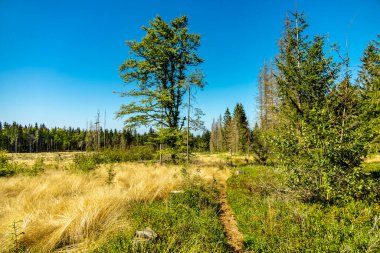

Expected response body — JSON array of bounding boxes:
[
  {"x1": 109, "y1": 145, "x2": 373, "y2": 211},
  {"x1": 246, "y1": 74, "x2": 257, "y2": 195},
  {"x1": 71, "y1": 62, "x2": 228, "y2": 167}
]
[
  {"x1": 222, "y1": 108, "x2": 232, "y2": 152},
  {"x1": 358, "y1": 35, "x2": 380, "y2": 153},
  {"x1": 232, "y1": 103, "x2": 250, "y2": 154},
  {"x1": 210, "y1": 117, "x2": 223, "y2": 152},
  {"x1": 274, "y1": 12, "x2": 370, "y2": 202}
]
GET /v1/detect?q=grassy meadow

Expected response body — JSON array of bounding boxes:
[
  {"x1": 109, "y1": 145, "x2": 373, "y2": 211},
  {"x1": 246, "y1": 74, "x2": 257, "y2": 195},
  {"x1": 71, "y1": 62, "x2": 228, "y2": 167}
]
[
  {"x1": 227, "y1": 158, "x2": 380, "y2": 252},
  {"x1": 1, "y1": 151, "x2": 380, "y2": 252},
  {"x1": 0, "y1": 151, "x2": 231, "y2": 252}
]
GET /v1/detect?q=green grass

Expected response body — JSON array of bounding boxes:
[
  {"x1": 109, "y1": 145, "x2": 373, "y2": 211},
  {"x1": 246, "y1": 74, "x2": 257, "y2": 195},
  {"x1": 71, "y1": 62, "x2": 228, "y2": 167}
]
[
  {"x1": 227, "y1": 166, "x2": 380, "y2": 252},
  {"x1": 72, "y1": 147, "x2": 156, "y2": 172},
  {"x1": 363, "y1": 162, "x2": 380, "y2": 173},
  {"x1": 94, "y1": 181, "x2": 230, "y2": 253},
  {"x1": 0, "y1": 151, "x2": 45, "y2": 177}
]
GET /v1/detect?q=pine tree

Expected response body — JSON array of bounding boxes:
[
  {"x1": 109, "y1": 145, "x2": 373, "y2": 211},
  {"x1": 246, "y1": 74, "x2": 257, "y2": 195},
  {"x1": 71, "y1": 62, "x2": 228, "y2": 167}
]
[{"x1": 358, "y1": 35, "x2": 380, "y2": 153}]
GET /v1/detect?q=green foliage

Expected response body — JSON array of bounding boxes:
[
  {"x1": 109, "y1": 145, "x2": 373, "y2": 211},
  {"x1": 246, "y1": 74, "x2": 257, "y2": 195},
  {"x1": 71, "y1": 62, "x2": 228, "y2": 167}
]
[
  {"x1": 94, "y1": 182, "x2": 229, "y2": 253},
  {"x1": 273, "y1": 12, "x2": 373, "y2": 203},
  {"x1": 358, "y1": 35, "x2": 380, "y2": 154},
  {"x1": 0, "y1": 151, "x2": 24, "y2": 177},
  {"x1": 73, "y1": 147, "x2": 156, "y2": 172},
  {"x1": 0, "y1": 150, "x2": 13, "y2": 176},
  {"x1": 29, "y1": 158, "x2": 45, "y2": 176},
  {"x1": 362, "y1": 162, "x2": 380, "y2": 173},
  {"x1": 117, "y1": 16, "x2": 206, "y2": 162},
  {"x1": 251, "y1": 124, "x2": 270, "y2": 165},
  {"x1": 232, "y1": 103, "x2": 251, "y2": 154},
  {"x1": 117, "y1": 15, "x2": 204, "y2": 130},
  {"x1": 106, "y1": 164, "x2": 116, "y2": 185},
  {"x1": 228, "y1": 166, "x2": 380, "y2": 252},
  {"x1": 9, "y1": 220, "x2": 25, "y2": 253},
  {"x1": 210, "y1": 104, "x2": 250, "y2": 154},
  {"x1": 73, "y1": 153, "x2": 99, "y2": 172},
  {"x1": 0, "y1": 121, "x2": 156, "y2": 153}
]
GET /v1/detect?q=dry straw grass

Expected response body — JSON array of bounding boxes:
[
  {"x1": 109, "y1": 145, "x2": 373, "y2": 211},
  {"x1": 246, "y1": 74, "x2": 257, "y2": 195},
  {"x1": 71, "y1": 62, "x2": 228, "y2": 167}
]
[
  {"x1": 0, "y1": 155, "x2": 230, "y2": 252},
  {"x1": 366, "y1": 154, "x2": 380, "y2": 163}
]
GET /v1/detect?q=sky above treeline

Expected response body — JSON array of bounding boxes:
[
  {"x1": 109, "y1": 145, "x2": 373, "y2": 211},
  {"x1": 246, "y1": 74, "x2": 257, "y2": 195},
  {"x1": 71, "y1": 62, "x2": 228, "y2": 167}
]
[{"x1": 0, "y1": 0, "x2": 379, "y2": 131}]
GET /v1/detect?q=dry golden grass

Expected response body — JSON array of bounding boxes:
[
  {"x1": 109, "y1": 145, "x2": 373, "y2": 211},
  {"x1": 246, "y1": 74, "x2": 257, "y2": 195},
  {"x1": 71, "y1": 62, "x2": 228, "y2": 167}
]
[
  {"x1": 0, "y1": 154, "x2": 230, "y2": 252},
  {"x1": 365, "y1": 154, "x2": 380, "y2": 163},
  {"x1": 8, "y1": 152, "x2": 80, "y2": 167}
]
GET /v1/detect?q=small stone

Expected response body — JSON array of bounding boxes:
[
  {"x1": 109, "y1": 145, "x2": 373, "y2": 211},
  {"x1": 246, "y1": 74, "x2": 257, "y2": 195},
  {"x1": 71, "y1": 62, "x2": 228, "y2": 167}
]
[
  {"x1": 235, "y1": 170, "x2": 244, "y2": 175},
  {"x1": 170, "y1": 190, "x2": 184, "y2": 194},
  {"x1": 134, "y1": 227, "x2": 158, "y2": 242}
]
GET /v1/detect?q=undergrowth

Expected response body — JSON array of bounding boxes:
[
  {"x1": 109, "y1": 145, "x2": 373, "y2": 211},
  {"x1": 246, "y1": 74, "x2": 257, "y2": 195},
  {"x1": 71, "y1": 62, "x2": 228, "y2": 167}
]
[
  {"x1": 227, "y1": 166, "x2": 380, "y2": 252},
  {"x1": 0, "y1": 151, "x2": 45, "y2": 177},
  {"x1": 72, "y1": 146, "x2": 156, "y2": 172},
  {"x1": 94, "y1": 181, "x2": 230, "y2": 253}
]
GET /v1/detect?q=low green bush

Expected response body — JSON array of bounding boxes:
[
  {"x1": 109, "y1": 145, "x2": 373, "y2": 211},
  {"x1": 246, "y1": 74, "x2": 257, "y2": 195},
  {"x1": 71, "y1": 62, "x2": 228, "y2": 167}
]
[
  {"x1": 72, "y1": 153, "x2": 99, "y2": 172},
  {"x1": 100, "y1": 146, "x2": 156, "y2": 163},
  {"x1": 72, "y1": 147, "x2": 156, "y2": 172},
  {"x1": 0, "y1": 151, "x2": 24, "y2": 177},
  {"x1": 94, "y1": 182, "x2": 229, "y2": 253},
  {"x1": 228, "y1": 166, "x2": 380, "y2": 252}
]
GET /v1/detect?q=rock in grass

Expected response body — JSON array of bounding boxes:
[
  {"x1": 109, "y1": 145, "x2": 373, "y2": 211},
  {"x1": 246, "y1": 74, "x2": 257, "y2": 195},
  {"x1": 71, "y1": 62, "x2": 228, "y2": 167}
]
[
  {"x1": 133, "y1": 227, "x2": 158, "y2": 243},
  {"x1": 235, "y1": 170, "x2": 244, "y2": 175},
  {"x1": 170, "y1": 190, "x2": 184, "y2": 194}
]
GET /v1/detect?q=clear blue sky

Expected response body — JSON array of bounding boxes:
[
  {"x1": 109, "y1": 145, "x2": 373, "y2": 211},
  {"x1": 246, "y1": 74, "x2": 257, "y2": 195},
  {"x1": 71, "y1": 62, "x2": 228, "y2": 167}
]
[{"x1": 1, "y1": 0, "x2": 379, "y2": 130}]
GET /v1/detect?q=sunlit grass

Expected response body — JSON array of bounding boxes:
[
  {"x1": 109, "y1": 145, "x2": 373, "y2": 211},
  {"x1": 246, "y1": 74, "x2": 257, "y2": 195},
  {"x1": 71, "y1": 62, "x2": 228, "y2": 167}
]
[
  {"x1": 0, "y1": 153, "x2": 230, "y2": 252},
  {"x1": 227, "y1": 166, "x2": 380, "y2": 252}
]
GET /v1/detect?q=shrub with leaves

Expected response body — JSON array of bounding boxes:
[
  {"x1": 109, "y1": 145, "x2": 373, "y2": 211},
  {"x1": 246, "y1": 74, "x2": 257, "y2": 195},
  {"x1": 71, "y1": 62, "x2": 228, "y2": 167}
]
[{"x1": 0, "y1": 151, "x2": 23, "y2": 177}]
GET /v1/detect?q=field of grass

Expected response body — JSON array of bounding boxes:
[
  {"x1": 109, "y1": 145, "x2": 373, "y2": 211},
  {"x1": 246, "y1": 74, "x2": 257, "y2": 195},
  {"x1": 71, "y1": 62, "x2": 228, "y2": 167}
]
[
  {"x1": 0, "y1": 152, "x2": 231, "y2": 252},
  {"x1": 2, "y1": 151, "x2": 379, "y2": 252},
  {"x1": 227, "y1": 165, "x2": 380, "y2": 252}
]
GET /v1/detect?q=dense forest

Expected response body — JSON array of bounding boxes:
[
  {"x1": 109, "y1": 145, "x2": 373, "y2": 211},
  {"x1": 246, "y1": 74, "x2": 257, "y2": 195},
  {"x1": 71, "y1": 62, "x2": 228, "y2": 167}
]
[{"x1": 0, "y1": 121, "x2": 210, "y2": 153}]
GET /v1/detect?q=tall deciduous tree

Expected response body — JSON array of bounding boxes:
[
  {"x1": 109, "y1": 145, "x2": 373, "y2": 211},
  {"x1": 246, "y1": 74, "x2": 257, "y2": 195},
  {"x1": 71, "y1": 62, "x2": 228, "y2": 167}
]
[{"x1": 117, "y1": 16, "x2": 204, "y2": 130}]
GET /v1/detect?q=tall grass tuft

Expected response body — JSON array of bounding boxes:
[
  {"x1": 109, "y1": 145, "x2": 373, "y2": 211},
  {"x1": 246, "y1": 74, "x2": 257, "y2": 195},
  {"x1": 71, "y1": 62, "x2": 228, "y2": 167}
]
[{"x1": 0, "y1": 160, "x2": 229, "y2": 252}]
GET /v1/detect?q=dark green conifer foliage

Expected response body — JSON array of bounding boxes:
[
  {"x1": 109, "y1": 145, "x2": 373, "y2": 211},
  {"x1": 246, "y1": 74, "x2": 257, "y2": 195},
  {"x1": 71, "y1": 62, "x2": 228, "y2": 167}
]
[
  {"x1": 232, "y1": 103, "x2": 250, "y2": 154},
  {"x1": 358, "y1": 35, "x2": 380, "y2": 153},
  {"x1": 274, "y1": 12, "x2": 372, "y2": 203},
  {"x1": 222, "y1": 108, "x2": 232, "y2": 152}
]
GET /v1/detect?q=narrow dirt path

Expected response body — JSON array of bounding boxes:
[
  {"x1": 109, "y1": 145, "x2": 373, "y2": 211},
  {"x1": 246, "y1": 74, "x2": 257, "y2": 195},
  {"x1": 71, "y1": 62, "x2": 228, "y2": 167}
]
[{"x1": 218, "y1": 183, "x2": 245, "y2": 253}]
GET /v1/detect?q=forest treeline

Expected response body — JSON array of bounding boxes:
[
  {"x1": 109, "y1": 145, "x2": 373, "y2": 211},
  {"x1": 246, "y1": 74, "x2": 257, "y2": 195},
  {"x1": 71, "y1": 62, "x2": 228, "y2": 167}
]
[
  {"x1": 210, "y1": 103, "x2": 250, "y2": 154},
  {"x1": 0, "y1": 121, "x2": 210, "y2": 153}
]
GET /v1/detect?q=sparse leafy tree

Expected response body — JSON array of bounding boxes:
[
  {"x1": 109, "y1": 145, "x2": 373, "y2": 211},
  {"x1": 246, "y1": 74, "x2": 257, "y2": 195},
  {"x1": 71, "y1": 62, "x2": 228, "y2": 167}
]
[
  {"x1": 117, "y1": 16, "x2": 204, "y2": 129},
  {"x1": 117, "y1": 16, "x2": 205, "y2": 161}
]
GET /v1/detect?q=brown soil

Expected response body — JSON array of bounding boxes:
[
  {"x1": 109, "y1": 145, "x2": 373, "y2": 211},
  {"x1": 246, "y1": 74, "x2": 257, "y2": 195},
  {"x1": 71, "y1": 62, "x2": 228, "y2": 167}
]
[{"x1": 219, "y1": 183, "x2": 245, "y2": 253}]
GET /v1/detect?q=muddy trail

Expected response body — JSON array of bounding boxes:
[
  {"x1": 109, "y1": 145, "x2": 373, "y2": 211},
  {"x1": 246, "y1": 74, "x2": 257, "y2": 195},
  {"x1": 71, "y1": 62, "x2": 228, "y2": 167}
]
[{"x1": 218, "y1": 183, "x2": 245, "y2": 253}]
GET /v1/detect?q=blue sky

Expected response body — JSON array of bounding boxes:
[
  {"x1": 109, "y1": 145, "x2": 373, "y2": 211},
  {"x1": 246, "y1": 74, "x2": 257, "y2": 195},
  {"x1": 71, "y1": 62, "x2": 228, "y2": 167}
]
[{"x1": 0, "y1": 0, "x2": 379, "y2": 130}]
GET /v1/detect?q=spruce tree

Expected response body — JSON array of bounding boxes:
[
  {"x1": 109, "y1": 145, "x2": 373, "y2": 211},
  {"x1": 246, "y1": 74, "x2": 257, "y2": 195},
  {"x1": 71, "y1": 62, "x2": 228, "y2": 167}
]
[
  {"x1": 358, "y1": 35, "x2": 380, "y2": 153},
  {"x1": 232, "y1": 103, "x2": 250, "y2": 154},
  {"x1": 222, "y1": 108, "x2": 232, "y2": 152},
  {"x1": 274, "y1": 12, "x2": 371, "y2": 202}
]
